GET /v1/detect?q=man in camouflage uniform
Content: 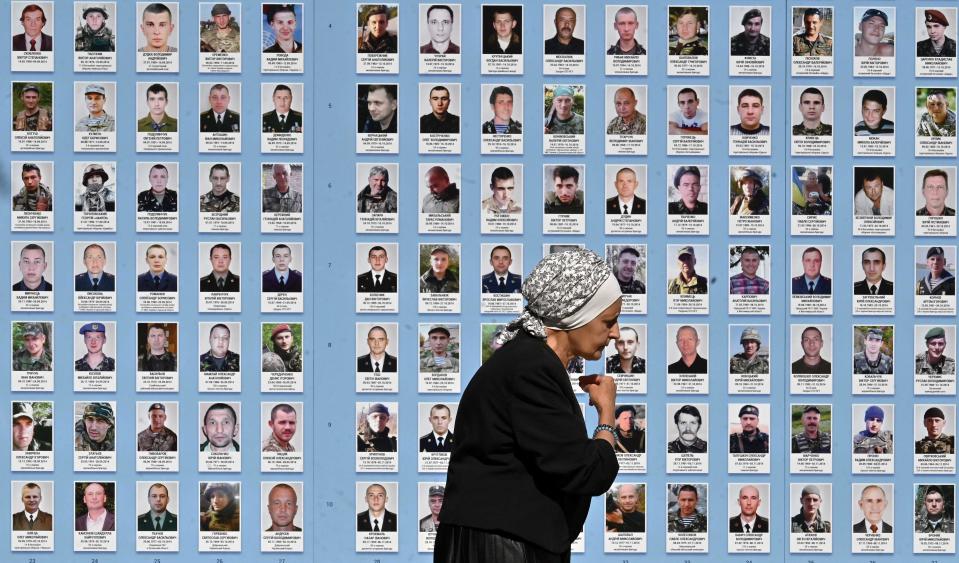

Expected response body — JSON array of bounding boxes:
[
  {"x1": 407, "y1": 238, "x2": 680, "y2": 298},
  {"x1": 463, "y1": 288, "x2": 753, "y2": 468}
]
[
  {"x1": 792, "y1": 87, "x2": 832, "y2": 136},
  {"x1": 614, "y1": 247, "x2": 646, "y2": 294},
  {"x1": 853, "y1": 327, "x2": 893, "y2": 375},
  {"x1": 667, "y1": 246, "x2": 708, "y2": 295},
  {"x1": 916, "y1": 407, "x2": 955, "y2": 454},
  {"x1": 730, "y1": 405, "x2": 769, "y2": 454},
  {"x1": 916, "y1": 327, "x2": 956, "y2": 375},
  {"x1": 605, "y1": 88, "x2": 647, "y2": 136},
  {"x1": 917, "y1": 89, "x2": 957, "y2": 137},
  {"x1": 668, "y1": 9, "x2": 708, "y2": 56},
  {"x1": 791, "y1": 485, "x2": 832, "y2": 533},
  {"x1": 199, "y1": 164, "x2": 240, "y2": 213},
  {"x1": 667, "y1": 485, "x2": 707, "y2": 532},
  {"x1": 74, "y1": 5, "x2": 115, "y2": 51},
  {"x1": 606, "y1": 327, "x2": 645, "y2": 374},
  {"x1": 420, "y1": 246, "x2": 459, "y2": 293},
  {"x1": 544, "y1": 86, "x2": 584, "y2": 135},
  {"x1": 199, "y1": 324, "x2": 240, "y2": 372},
  {"x1": 13, "y1": 84, "x2": 52, "y2": 132},
  {"x1": 74, "y1": 322, "x2": 115, "y2": 372},
  {"x1": 13, "y1": 163, "x2": 53, "y2": 212},
  {"x1": 262, "y1": 163, "x2": 303, "y2": 213},
  {"x1": 420, "y1": 326, "x2": 459, "y2": 373},
  {"x1": 262, "y1": 403, "x2": 297, "y2": 452},
  {"x1": 667, "y1": 405, "x2": 707, "y2": 453},
  {"x1": 74, "y1": 402, "x2": 115, "y2": 452},
  {"x1": 12, "y1": 323, "x2": 51, "y2": 372},
  {"x1": 793, "y1": 8, "x2": 832, "y2": 56},
  {"x1": 264, "y1": 324, "x2": 302, "y2": 372},
  {"x1": 792, "y1": 405, "x2": 830, "y2": 453},
  {"x1": 730, "y1": 9, "x2": 770, "y2": 57},
  {"x1": 12, "y1": 402, "x2": 51, "y2": 451},
  {"x1": 75, "y1": 84, "x2": 114, "y2": 132},
  {"x1": 200, "y1": 4, "x2": 240, "y2": 53},
  {"x1": 917, "y1": 10, "x2": 957, "y2": 58},
  {"x1": 136, "y1": 402, "x2": 178, "y2": 451},
  {"x1": 729, "y1": 328, "x2": 769, "y2": 375},
  {"x1": 853, "y1": 405, "x2": 893, "y2": 454},
  {"x1": 76, "y1": 164, "x2": 115, "y2": 212},
  {"x1": 916, "y1": 485, "x2": 955, "y2": 533}
]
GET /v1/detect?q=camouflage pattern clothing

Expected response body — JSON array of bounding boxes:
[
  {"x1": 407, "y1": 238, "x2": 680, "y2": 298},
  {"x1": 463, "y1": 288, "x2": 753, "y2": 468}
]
[
  {"x1": 12, "y1": 349, "x2": 52, "y2": 371},
  {"x1": 262, "y1": 186, "x2": 303, "y2": 213},
  {"x1": 419, "y1": 353, "x2": 459, "y2": 373},
  {"x1": 730, "y1": 430, "x2": 769, "y2": 453},
  {"x1": 137, "y1": 189, "x2": 177, "y2": 212},
  {"x1": 853, "y1": 430, "x2": 893, "y2": 454},
  {"x1": 606, "y1": 114, "x2": 647, "y2": 135},
  {"x1": 419, "y1": 270, "x2": 459, "y2": 293},
  {"x1": 607, "y1": 41, "x2": 647, "y2": 55},
  {"x1": 12, "y1": 183, "x2": 53, "y2": 211},
  {"x1": 730, "y1": 32, "x2": 770, "y2": 57},
  {"x1": 546, "y1": 113, "x2": 584, "y2": 135},
  {"x1": 793, "y1": 34, "x2": 833, "y2": 56},
  {"x1": 852, "y1": 352, "x2": 894, "y2": 375},
  {"x1": 480, "y1": 196, "x2": 521, "y2": 214},
  {"x1": 792, "y1": 122, "x2": 833, "y2": 136},
  {"x1": 136, "y1": 426, "x2": 178, "y2": 451},
  {"x1": 200, "y1": 27, "x2": 240, "y2": 53},
  {"x1": 669, "y1": 39, "x2": 708, "y2": 56},
  {"x1": 667, "y1": 437, "x2": 707, "y2": 453},
  {"x1": 74, "y1": 418, "x2": 115, "y2": 452},
  {"x1": 357, "y1": 429, "x2": 397, "y2": 452},
  {"x1": 199, "y1": 190, "x2": 240, "y2": 213},
  {"x1": 138, "y1": 352, "x2": 177, "y2": 371},
  {"x1": 357, "y1": 186, "x2": 398, "y2": 214},
  {"x1": 75, "y1": 113, "x2": 115, "y2": 132},
  {"x1": 13, "y1": 108, "x2": 52, "y2": 131},
  {"x1": 75, "y1": 354, "x2": 115, "y2": 371},
  {"x1": 792, "y1": 432, "x2": 831, "y2": 453},
  {"x1": 917, "y1": 109, "x2": 958, "y2": 137},
  {"x1": 75, "y1": 24, "x2": 115, "y2": 51},
  {"x1": 917, "y1": 37, "x2": 957, "y2": 58},
  {"x1": 729, "y1": 353, "x2": 770, "y2": 374},
  {"x1": 791, "y1": 513, "x2": 831, "y2": 533},
  {"x1": 667, "y1": 511, "x2": 708, "y2": 532},
  {"x1": 272, "y1": 346, "x2": 303, "y2": 372},
  {"x1": 262, "y1": 433, "x2": 295, "y2": 452},
  {"x1": 617, "y1": 278, "x2": 646, "y2": 295},
  {"x1": 605, "y1": 354, "x2": 645, "y2": 374},
  {"x1": 544, "y1": 192, "x2": 585, "y2": 214},
  {"x1": 916, "y1": 513, "x2": 955, "y2": 533},
  {"x1": 916, "y1": 353, "x2": 956, "y2": 375},
  {"x1": 199, "y1": 350, "x2": 240, "y2": 372},
  {"x1": 667, "y1": 274, "x2": 708, "y2": 295},
  {"x1": 916, "y1": 434, "x2": 955, "y2": 454}
]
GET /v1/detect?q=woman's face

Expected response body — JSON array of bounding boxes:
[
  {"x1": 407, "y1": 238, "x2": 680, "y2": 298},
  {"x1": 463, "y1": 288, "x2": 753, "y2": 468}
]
[{"x1": 567, "y1": 298, "x2": 622, "y2": 360}]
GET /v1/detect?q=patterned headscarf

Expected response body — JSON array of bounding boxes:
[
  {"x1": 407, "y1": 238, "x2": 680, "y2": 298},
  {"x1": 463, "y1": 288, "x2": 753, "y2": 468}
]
[{"x1": 498, "y1": 249, "x2": 621, "y2": 344}]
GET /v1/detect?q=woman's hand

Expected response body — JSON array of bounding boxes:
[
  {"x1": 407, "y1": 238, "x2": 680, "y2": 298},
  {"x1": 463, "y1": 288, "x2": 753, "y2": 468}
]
[{"x1": 578, "y1": 374, "x2": 616, "y2": 414}]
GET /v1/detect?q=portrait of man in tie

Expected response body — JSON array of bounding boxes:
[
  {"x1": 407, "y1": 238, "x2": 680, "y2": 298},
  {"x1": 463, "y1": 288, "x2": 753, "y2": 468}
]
[
  {"x1": 356, "y1": 325, "x2": 396, "y2": 373},
  {"x1": 75, "y1": 243, "x2": 116, "y2": 292},
  {"x1": 357, "y1": 483, "x2": 397, "y2": 532},
  {"x1": 199, "y1": 243, "x2": 240, "y2": 292},
  {"x1": 262, "y1": 243, "x2": 303, "y2": 292},
  {"x1": 418, "y1": 404, "x2": 454, "y2": 452},
  {"x1": 791, "y1": 246, "x2": 832, "y2": 295},
  {"x1": 356, "y1": 245, "x2": 398, "y2": 293},
  {"x1": 137, "y1": 243, "x2": 178, "y2": 292},
  {"x1": 480, "y1": 245, "x2": 522, "y2": 293},
  {"x1": 262, "y1": 84, "x2": 303, "y2": 133},
  {"x1": 136, "y1": 482, "x2": 177, "y2": 532},
  {"x1": 13, "y1": 3, "x2": 53, "y2": 52},
  {"x1": 199, "y1": 83, "x2": 240, "y2": 133},
  {"x1": 12, "y1": 482, "x2": 53, "y2": 531}
]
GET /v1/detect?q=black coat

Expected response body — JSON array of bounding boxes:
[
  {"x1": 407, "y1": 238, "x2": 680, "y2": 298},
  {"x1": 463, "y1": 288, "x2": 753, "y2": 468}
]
[
  {"x1": 729, "y1": 514, "x2": 769, "y2": 533},
  {"x1": 357, "y1": 509, "x2": 396, "y2": 532},
  {"x1": 357, "y1": 270, "x2": 397, "y2": 293},
  {"x1": 439, "y1": 331, "x2": 618, "y2": 554},
  {"x1": 606, "y1": 196, "x2": 646, "y2": 215},
  {"x1": 138, "y1": 511, "x2": 178, "y2": 531},
  {"x1": 357, "y1": 353, "x2": 397, "y2": 372},
  {"x1": 199, "y1": 271, "x2": 240, "y2": 292},
  {"x1": 199, "y1": 109, "x2": 240, "y2": 133},
  {"x1": 263, "y1": 268, "x2": 303, "y2": 292}
]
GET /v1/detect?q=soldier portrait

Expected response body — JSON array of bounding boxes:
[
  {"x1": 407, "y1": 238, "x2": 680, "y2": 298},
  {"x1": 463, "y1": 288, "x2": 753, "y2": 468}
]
[
  {"x1": 792, "y1": 7, "x2": 832, "y2": 56},
  {"x1": 792, "y1": 86, "x2": 832, "y2": 137},
  {"x1": 199, "y1": 163, "x2": 240, "y2": 213},
  {"x1": 916, "y1": 168, "x2": 956, "y2": 217},
  {"x1": 917, "y1": 9, "x2": 956, "y2": 58},
  {"x1": 358, "y1": 84, "x2": 397, "y2": 134},
  {"x1": 853, "y1": 167, "x2": 895, "y2": 217},
  {"x1": 606, "y1": 166, "x2": 645, "y2": 216},
  {"x1": 137, "y1": 402, "x2": 177, "y2": 452},
  {"x1": 612, "y1": 405, "x2": 645, "y2": 454},
  {"x1": 606, "y1": 6, "x2": 647, "y2": 56},
  {"x1": 356, "y1": 244, "x2": 397, "y2": 293},
  {"x1": 543, "y1": 5, "x2": 584, "y2": 56},
  {"x1": 12, "y1": 401, "x2": 51, "y2": 452},
  {"x1": 606, "y1": 326, "x2": 646, "y2": 375},
  {"x1": 853, "y1": 405, "x2": 893, "y2": 454},
  {"x1": 481, "y1": 245, "x2": 521, "y2": 294},
  {"x1": 12, "y1": 82, "x2": 52, "y2": 132},
  {"x1": 668, "y1": 325, "x2": 707, "y2": 374},
  {"x1": 262, "y1": 84, "x2": 303, "y2": 133},
  {"x1": 262, "y1": 323, "x2": 302, "y2": 373},
  {"x1": 608, "y1": 245, "x2": 646, "y2": 295},
  {"x1": 12, "y1": 243, "x2": 52, "y2": 292},
  {"x1": 544, "y1": 164, "x2": 584, "y2": 214},
  {"x1": 667, "y1": 87, "x2": 708, "y2": 135},
  {"x1": 264, "y1": 3, "x2": 302, "y2": 53},
  {"x1": 916, "y1": 88, "x2": 957, "y2": 138},
  {"x1": 791, "y1": 166, "x2": 833, "y2": 216},
  {"x1": 74, "y1": 83, "x2": 115, "y2": 133},
  {"x1": 419, "y1": 245, "x2": 459, "y2": 294},
  {"x1": 667, "y1": 484, "x2": 708, "y2": 532},
  {"x1": 729, "y1": 168, "x2": 770, "y2": 217},
  {"x1": 262, "y1": 243, "x2": 303, "y2": 292},
  {"x1": 666, "y1": 246, "x2": 708, "y2": 295},
  {"x1": 74, "y1": 482, "x2": 115, "y2": 532},
  {"x1": 200, "y1": 323, "x2": 239, "y2": 372},
  {"x1": 916, "y1": 326, "x2": 956, "y2": 375},
  {"x1": 356, "y1": 482, "x2": 397, "y2": 532},
  {"x1": 668, "y1": 7, "x2": 708, "y2": 56},
  {"x1": 357, "y1": 324, "x2": 396, "y2": 373},
  {"x1": 420, "y1": 164, "x2": 460, "y2": 214},
  {"x1": 853, "y1": 327, "x2": 894, "y2": 375},
  {"x1": 729, "y1": 246, "x2": 770, "y2": 294},
  {"x1": 917, "y1": 246, "x2": 956, "y2": 296},
  {"x1": 418, "y1": 403, "x2": 454, "y2": 453},
  {"x1": 199, "y1": 84, "x2": 240, "y2": 133},
  {"x1": 419, "y1": 84, "x2": 460, "y2": 134},
  {"x1": 791, "y1": 404, "x2": 831, "y2": 454},
  {"x1": 74, "y1": 3, "x2": 116, "y2": 52},
  {"x1": 357, "y1": 4, "x2": 397, "y2": 54},
  {"x1": 199, "y1": 243, "x2": 240, "y2": 292},
  {"x1": 605, "y1": 483, "x2": 645, "y2": 532},
  {"x1": 199, "y1": 482, "x2": 240, "y2": 532},
  {"x1": 729, "y1": 485, "x2": 769, "y2": 533},
  {"x1": 13, "y1": 162, "x2": 52, "y2": 212},
  {"x1": 915, "y1": 406, "x2": 955, "y2": 454},
  {"x1": 543, "y1": 85, "x2": 585, "y2": 136},
  {"x1": 137, "y1": 323, "x2": 177, "y2": 372},
  {"x1": 730, "y1": 8, "x2": 769, "y2": 57},
  {"x1": 606, "y1": 86, "x2": 646, "y2": 136},
  {"x1": 74, "y1": 322, "x2": 115, "y2": 372},
  {"x1": 853, "y1": 484, "x2": 893, "y2": 533},
  {"x1": 265, "y1": 483, "x2": 301, "y2": 532},
  {"x1": 357, "y1": 403, "x2": 397, "y2": 453},
  {"x1": 75, "y1": 164, "x2": 115, "y2": 212},
  {"x1": 791, "y1": 246, "x2": 832, "y2": 295},
  {"x1": 74, "y1": 402, "x2": 114, "y2": 452},
  {"x1": 200, "y1": 3, "x2": 239, "y2": 53},
  {"x1": 137, "y1": 83, "x2": 178, "y2": 133},
  {"x1": 14, "y1": 2, "x2": 53, "y2": 51},
  {"x1": 136, "y1": 242, "x2": 178, "y2": 290},
  {"x1": 199, "y1": 403, "x2": 240, "y2": 452},
  {"x1": 854, "y1": 8, "x2": 894, "y2": 57},
  {"x1": 12, "y1": 322, "x2": 52, "y2": 372},
  {"x1": 419, "y1": 485, "x2": 444, "y2": 533},
  {"x1": 854, "y1": 89, "x2": 894, "y2": 136},
  {"x1": 137, "y1": 482, "x2": 177, "y2": 531},
  {"x1": 419, "y1": 325, "x2": 459, "y2": 373},
  {"x1": 262, "y1": 403, "x2": 297, "y2": 453},
  {"x1": 667, "y1": 404, "x2": 707, "y2": 453},
  {"x1": 137, "y1": 2, "x2": 177, "y2": 53},
  {"x1": 792, "y1": 325, "x2": 832, "y2": 375},
  {"x1": 481, "y1": 165, "x2": 521, "y2": 224},
  {"x1": 915, "y1": 485, "x2": 954, "y2": 533},
  {"x1": 729, "y1": 327, "x2": 769, "y2": 375},
  {"x1": 791, "y1": 484, "x2": 831, "y2": 533},
  {"x1": 483, "y1": 5, "x2": 521, "y2": 55},
  {"x1": 11, "y1": 481, "x2": 53, "y2": 532},
  {"x1": 729, "y1": 404, "x2": 769, "y2": 454},
  {"x1": 419, "y1": 4, "x2": 459, "y2": 54},
  {"x1": 261, "y1": 163, "x2": 303, "y2": 213},
  {"x1": 854, "y1": 247, "x2": 894, "y2": 295},
  {"x1": 357, "y1": 164, "x2": 398, "y2": 214}
]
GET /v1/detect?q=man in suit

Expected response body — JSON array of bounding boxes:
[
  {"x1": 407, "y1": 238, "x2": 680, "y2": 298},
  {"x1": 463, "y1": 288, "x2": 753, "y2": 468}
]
[
  {"x1": 791, "y1": 246, "x2": 831, "y2": 295},
  {"x1": 199, "y1": 243, "x2": 240, "y2": 292},
  {"x1": 200, "y1": 84, "x2": 240, "y2": 133},
  {"x1": 137, "y1": 244, "x2": 177, "y2": 291},
  {"x1": 357, "y1": 245, "x2": 397, "y2": 292},
  {"x1": 75, "y1": 482, "x2": 115, "y2": 531},
  {"x1": 481, "y1": 245, "x2": 521, "y2": 293},
  {"x1": 853, "y1": 485, "x2": 892, "y2": 533},
  {"x1": 357, "y1": 483, "x2": 397, "y2": 532},
  {"x1": 75, "y1": 244, "x2": 116, "y2": 291},
  {"x1": 12, "y1": 482, "x2": 53, "y2": 531},
  {"x1": 357, "y1": 326, "x2": 397, "y2": 373},
  {"x1": 262, "y1": 84, "x2": 303, "y2": 133},
  {"x1": 262, "y1": 244, "x2": 303, "y2": 292},
  {"x1": 419, "y1": 404, "x2": 454, "y2": 452},
  {"x1": 606, "y1": 167, "x2": 646, "y2": 215},
  {"x1": 137, "y1": 483, "x2": 177, "y2": 531},
  {"x1": 13, "y1": 4, "x2": 53, "y2": 51},
  {"x1": 729, "y1": 485, "x2": 769, "y2": 533}
]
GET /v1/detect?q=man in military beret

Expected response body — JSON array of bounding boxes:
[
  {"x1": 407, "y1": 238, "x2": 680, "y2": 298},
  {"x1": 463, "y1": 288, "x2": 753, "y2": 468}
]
[
  {"x1": 13, "y1": 83, "x2": 52, "y2": 131},
  {"x1": 667, "y1": 247, "x2": 708, "y2": 294},
  {"x1": 669, "y1": 8, "x2": 708, "y2": 56},
  {"x1": 264, "y1": 324, "x2": 302, "y2": 372},
  {"x1": 606, "y1": 327, "x2": 646, "y2": 375},
  {"x1": 418, "y1": 404, "x2": 454, "y2": 452},
  {"x1": 917, "y1": 89, "x2": 957, "y2": 138},
  {"x1": 918, "y1": 10, "x2": 956, "y2": 58},
  {"x1": 201, "y1": 4, "x2": 240, "y2": 53},
  {"x1": 855, "y1": 9, "x2": 893, "y2": 57},
  {"x1": 420, "y1": 246, "x2": 459, "y2": 293},
  {"x1": 13, "y1": 244, "x2": 51, "y2": 292},
  {"x1": 918, "y1": 246, "x2": 956, "y2": 296},
  {"x1": 731, "y1": 9, "x2": 769, "y2": 57},
  {"x1": 853, "y1": 405, "x2": 893, "y2": 454},
  {"x1": 138, "y1": 324, "x2": 177, "y2": 371},
  {"x1": 12, "y1": 323, "x2": 52, "y2": 371},
  {"x1": 917, "y1": 169, "x2": 956, "y2": 217},
  {"x1": 12, "y1": 402, "x2": 50, "y2": 451},
  {"x1": 791, "y1": 485, "x2": 831, "y2": 533},
  {"x1": 357, "y1": 4, "x2": 395, "y2": 54},
  {"x1": 730, "y1": 405, "x2": 769, "y2": 453},
  {"x1": 74, "y1": 402, "x2": 115, "y2": 452},
  {"x1": 75, "y1": 243, "x2": 116, "y2": 291},
  {"x1": 916, "y1": 485, "x2": 955, "y2": 533},
  {"x1": 199, "y1": 244, "x2": 239, "y2": 292},
  {"x1": 419, "y1": 486, "x2": 444, "y2": 532},
  {"x1": 200, "y1": 324, "x2": 240, "y2": 372},
  {"x1": 420, "y1": 326, "x2": 458, "y2": 372},
  {"x1": 357, "y1": 403, "x2": 397, "y2": 452},
  {"x1": 792, "y1": 405, "x2": 830, "y2": 454},
  {"x1": 13, "y1": 163, "x2": 52, "y2": 212},
  {"x1": 667, "y1": 405, "x2": 707, "y2": 453},
  {"x1": 137, "y1": 483, "x2": 177, "y2": 531},
  {"x1": 667, "y1": 485, "x2": 708, "y2": 532},
  {"x1": 916, "y1": 407, "x2": 955, "y2": 454},
  {"x1": 729, "y1": 328, "x2": 769, "y2": 375},
  {"x1": 76, "y1": 165, "x2": 115, "y2": 212},
  {"x1": 793, "y1": 8, "x2": 832, "y2": 56},
  {"x1": 137, "y1": 402, "x2": 178, "y2": 452},
  {"x1": 199, "y1": 163, "x2": 239, "y2": 213},
  {"x1": 200, "y1": 403, "x2": 239, "y2": 452},
  {"x1": 75, "y1": 84, "x2": 114, "y2": 132},
  {"x1": 75, "y1": 4, "x2": 115, "y2": 52},
  {"x1": 853, "y1": 328, "x2": 894, "y2": 375},
  {"x1": 75, "y1": 323, "x2": 115, "y2": 372},
  {"x1": 853, "y1": 247, "x2": 893, "y2": 295},
  {"x1": 729, "y1": 171, "x2": 770, "y2": 216},
  {"x1": 917, "y1": 327, "x2": 956, "y2": 375},
  {"x1": 613, "y1": 405, "x2": 645, "y2": 454},
  {"x1": 262, "y1": 84, "x2": 303, "y2": 133},
  {"x1": 262, "y1": 163, "x2": 303, "y2": 213},
  {"x1": 14, "y1": 4, "x2": 52, "y2": 51},
  {"x1": 729, "y1": 485, "x2": 769, "y2": 533},
  {"x1": 199, "y1": 84, "x2": 240, "y2": 134},
  {"x1": 729, "y1": 247, "x2": 770, "y2": 295}
]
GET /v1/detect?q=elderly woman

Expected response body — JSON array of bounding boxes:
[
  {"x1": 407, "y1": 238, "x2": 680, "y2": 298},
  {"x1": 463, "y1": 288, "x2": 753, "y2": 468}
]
[
  {"x1": 436, "y1": 249, "x2": 622, "y2": 562},
  {"x1": 200, "y1": 482, "x2": 240, "y2": 532}
]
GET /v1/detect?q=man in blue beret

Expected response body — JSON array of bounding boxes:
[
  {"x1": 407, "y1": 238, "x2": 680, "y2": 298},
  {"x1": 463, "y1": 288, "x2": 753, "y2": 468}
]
[{"x1": 75, "y1": 322, "x2": 115, "y2": 371}]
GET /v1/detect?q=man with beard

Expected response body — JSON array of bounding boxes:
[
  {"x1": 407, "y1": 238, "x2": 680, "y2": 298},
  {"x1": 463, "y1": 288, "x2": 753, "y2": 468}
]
[
  {"x1": 200, "y1": 4, "x2": 240, "y2": 53},
  {"x1": 13, "y1": 84, "x2": 52, "y2": 131},
  {"x1": 357, "y1": 4, "x2": 396, "y2": 53},
  {"x1": 266, "y1": 484, "x2": 301, "y2": 531},
  {"x1": 264, "y1": 324, "x2": 302, "y2": 372},
  {"x1": 199, "y1": 84, "x2": 240, "y2": 134},
  {"x1": 75, "y1": 84, "x2": 115, "y2": 132},
  {"x1": 357, "y1": 403, "x2": 397, "y2": 452},
  {"x1": 199, "y1": 163, "x2": 240, "y2": 213},
  {"x1": 730, "y1": 9, "x2": 769, "y2": 56},
  {"x1": 668, "y1": 166, "x2": 708, "y2": 215},
  {"x1": 729, "y1": 247, "x2": 769, "y2": 295},
  {"x1": 667, "y1": 485, "x2": 708, "y2": 532},
  {"x1": 74, "y1": 402, "x2": 115, "y2": 452},
  {"x1": 262, "y1": 163, "x2": 303, "y2": 213},
  {"x1": 421, "y1": 5, "x2": 458, "y2": 54},
  {"x1": 612, "y1": 405, "x2": 645, "y2": 454},
  {"x1": 545, "y1": 7, "x2": 583, "y2": 55},
  {"x1": 200, "y1": 403, "x2": 239, "y2": 452},
  {"x1": 75, "y1": 5, "x2": 115, "y2": 51},
  {"x1": 12, "y1": 482, "x2": 52, "y2": 531},
  {"x1": 916, "y1": 485, "x2": 955, "y2": 533},
  {"x1": 729, "y1": 485, "x2": 769, "y2": 533},
  {"x1": 606, "y1": 484, "x2": 645, "y2": 532},
  {"x1": 606, "y1": 327, "x2": 646, "y2": 375},
  {"x1": 917, "y1": 10, "x2": 956, "y2": 58},
  {"x1": 419, "y1": 404, "x2": 454, "y2": 452},
  {"x1": 357, "y1": 326, "x2": 396, "y2": 373},
  {"x1": 421, "y1": 165, "x2": 459, "y2": 213},
  {"x1": 544, "y1": 165, "x2": 584, "y2": 214},
  {"x1": 917, "y1": 246, "x2": 956, "y2": 296},
  {"x1": 667, "y1": 246, "x2": 708, "y2": 295},
  {"x1": 917, "y1": 169, "x2": 955, "y2": 217},
  {"x1": 607, "y1": 7, "x2": 646, "y2": 55},
  {"x1": 793, "y1": 8, "x2": 832, "y2": 56},
  {"x1": 12, "y1": 323, "x2": 52, "y2": 371},
  {"x1": 791, "y1": 485, "x2": 831, "y2": 533},
  {"x1": 419, "y1": 247, "x2": 459, "y2": 294},
  {"x1": 544, "y1": 86, "x2": 584, "y2": 135},
  {"x1": 13, "y1": 163, "x2": 52, "y2": 212},
  {"x1": 730, "y1": 405, "x2": 769, "y2": 453},
  {"x1": 361, "y1": 84, "x2": 397, "y2": 134},
  {"x1": 853, "y1": 247, "x2": 894, "y2": 295},
  {"x1": 606, "y1": 167, "x2": 645, "y2": 215},
  {"x1": 139, "y1": 324, "x2": 177, "y2": 371},
  {"x1": 420, "y1": 326, "x2": 458, "y2": 373},
  {"x1": 481, "y1": 246, "x2": 521, "y2": 293},
  {"x1": 916, "y1": 327, "x2": 956, "y2": 375},
  {"x1": 917, "y1": 89, "x2": 957, "y2": 137},
  {"x1": 791, "y1": 405, "x2": 831, "y2": 453},
  {"x1": 730, "y1": 169, "x2": 769, "y2": 216},
  {"x1": 792, "y1": 326, "x2": 832, "y2": 374},
  {"x1": 137, "y1": 483, "x2": 177, "y2": 531},
  {"x1": 730, "y1": 329, "x2": 769, "y2": 375},
  {"x1": 853, "y1": 405, "x2": 893, "y2": 454},
  {"x1": 667, "y1": 405, "x2": 707, "y2": 453},
  {"x1": 263, "y1": 403, "x2": 297, "y2": 452},
  {"x1": 137, "y1": 403, "x2": 178, "y2": 452},
  {"x1": 419, "y1": 486, "x2": 444, "y2": 532},
  {"x1": 853, "y1": 328, "x2": 894, "y2": 375},
  {"x1": 199, "y1": 324, "x2": 240, "y2": 372},
  {"x1": 606, "y1": 87, "x2": 646, "y2": 136},
  {"x1": 357, "y1": 165, "x2": 397, "y2": 213},
  {"x1": 12, "y1": 402, "x2": 50, "y2": 452},
  {"x1": 916, "y1": 407, "x2": 955, "y2": 454},
  {"x1": 75, "y1": 322, "x2": 115, "y2": 372},
  {"x1": 75, "y1": 165, "x2": 115, "y2": 213}
]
